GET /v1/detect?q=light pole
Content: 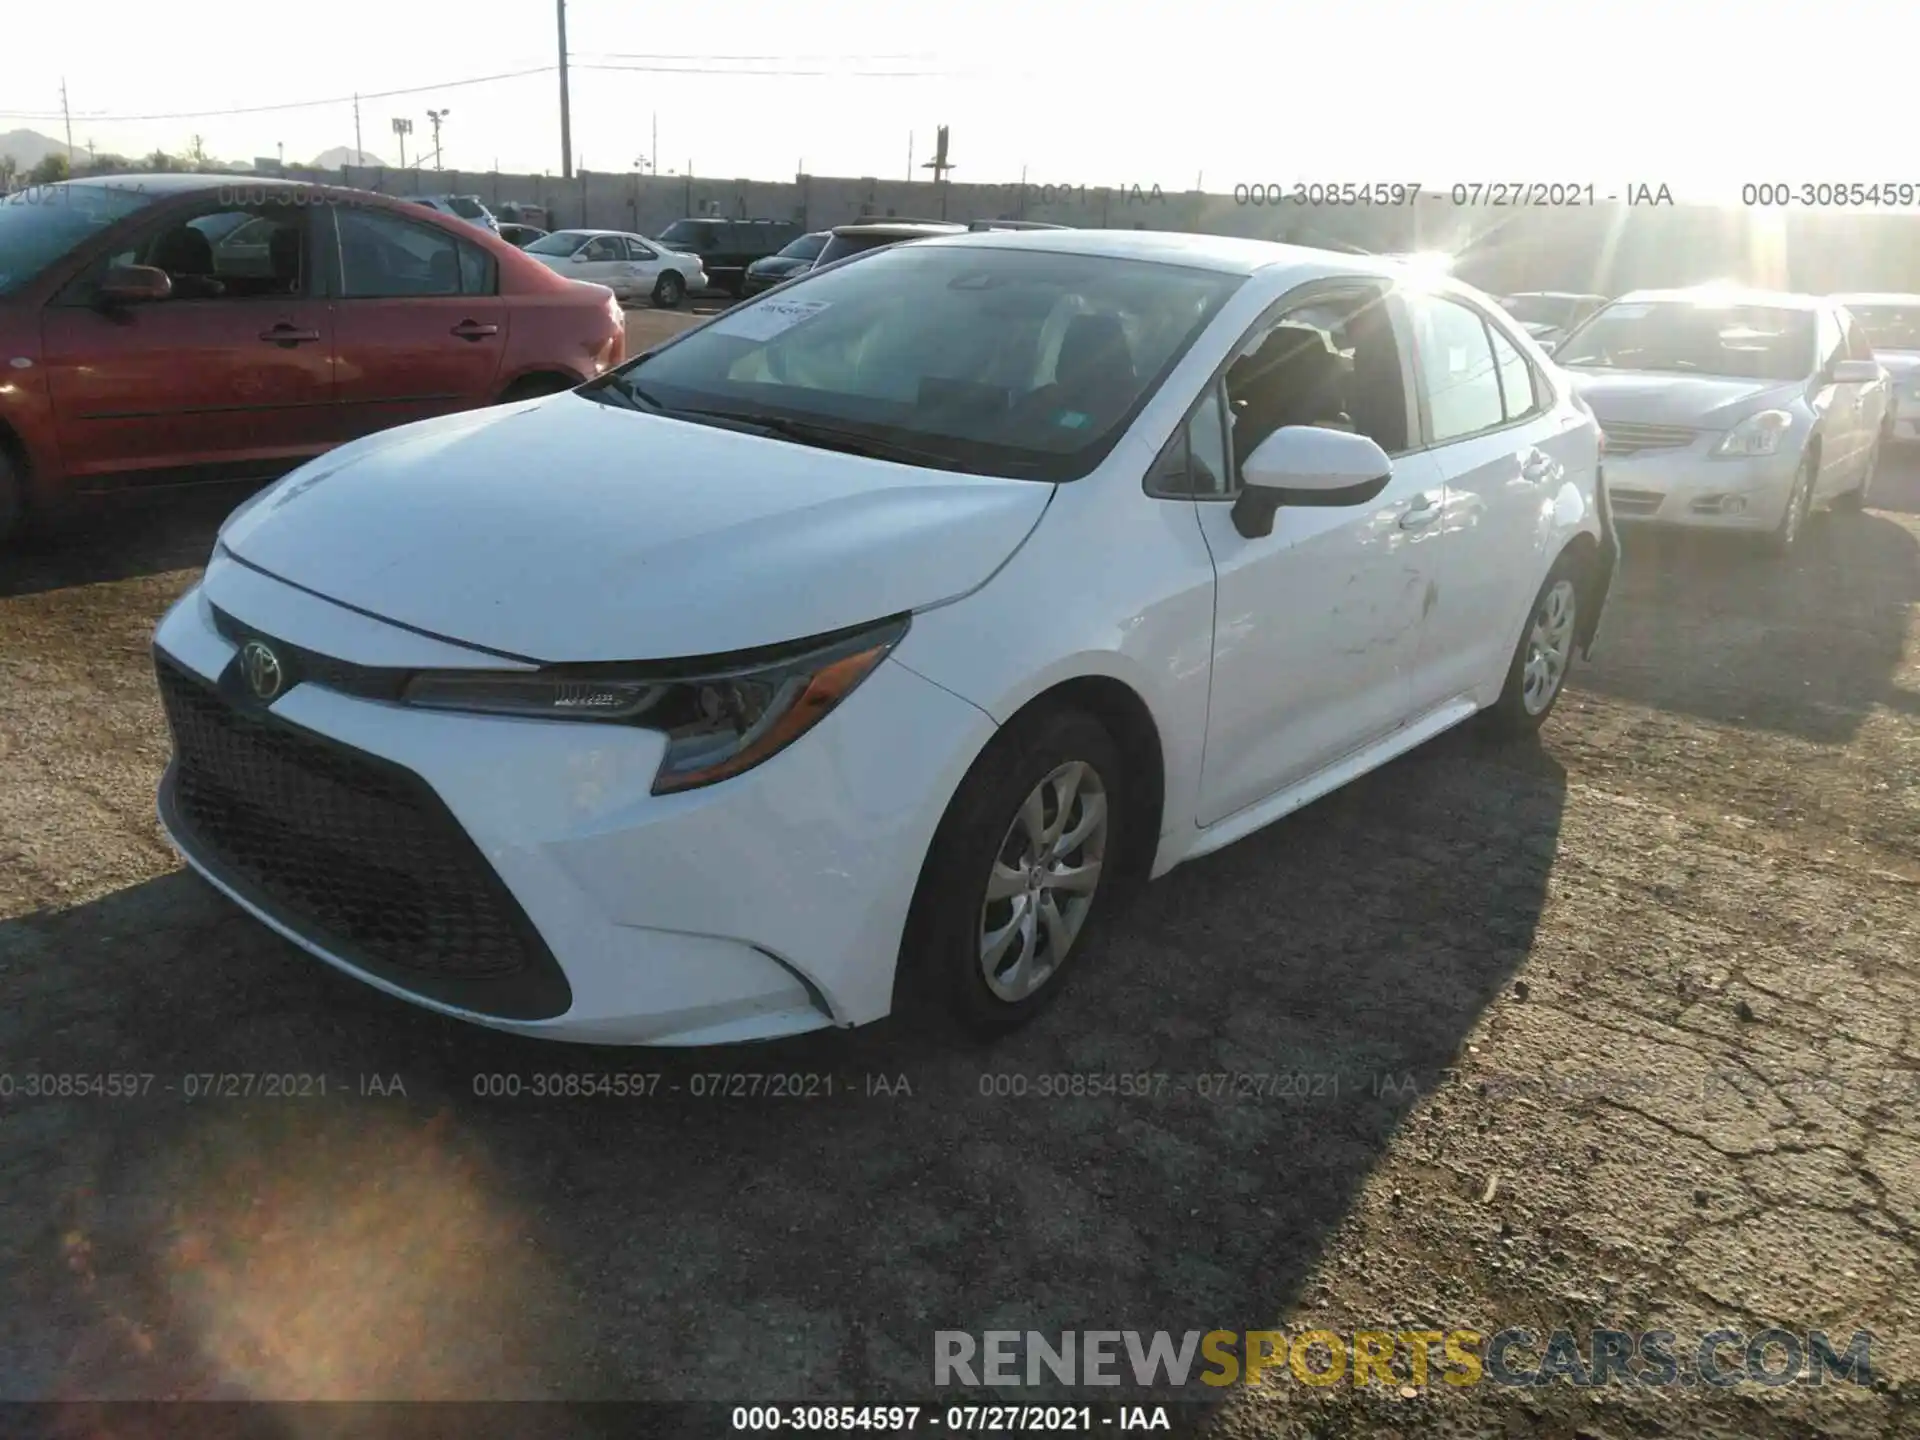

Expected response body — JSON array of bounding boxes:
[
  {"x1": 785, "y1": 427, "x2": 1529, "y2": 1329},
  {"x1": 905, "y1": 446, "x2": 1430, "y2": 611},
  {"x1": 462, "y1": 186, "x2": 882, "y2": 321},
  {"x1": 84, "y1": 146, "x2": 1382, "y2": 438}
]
[
  {"x1": 556, "y1": 0, "x2": 573, "y2": 179},
  {"x1": 426, "y1": 109, "x2": 449, "y2": 170},
  {"x1": 390, "y1": 116, "x2": 413, "y2": 171}
]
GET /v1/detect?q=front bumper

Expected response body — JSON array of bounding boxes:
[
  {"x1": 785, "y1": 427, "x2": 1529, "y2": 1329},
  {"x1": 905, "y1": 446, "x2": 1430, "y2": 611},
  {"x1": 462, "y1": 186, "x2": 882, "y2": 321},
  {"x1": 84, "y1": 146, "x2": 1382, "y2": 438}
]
[
  {"x1": 1599, "y1": 435, "x2": 1800, "y2": 530},
  {"x1": 150, "y1": 561, "x2": 996, "y2": 1045}
]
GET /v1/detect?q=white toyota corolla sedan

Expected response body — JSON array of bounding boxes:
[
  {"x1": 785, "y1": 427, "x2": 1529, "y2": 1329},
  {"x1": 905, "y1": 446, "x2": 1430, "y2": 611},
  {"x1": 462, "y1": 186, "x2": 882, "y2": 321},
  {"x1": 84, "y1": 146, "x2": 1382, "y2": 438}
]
[{"x1": 152, "y1": 231, "x2": 1615, "y2": 1046}]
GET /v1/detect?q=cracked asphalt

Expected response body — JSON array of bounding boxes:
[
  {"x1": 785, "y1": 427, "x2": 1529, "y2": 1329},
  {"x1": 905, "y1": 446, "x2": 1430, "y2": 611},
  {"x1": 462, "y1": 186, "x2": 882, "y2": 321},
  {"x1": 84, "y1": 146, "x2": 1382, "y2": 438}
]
[{"x1": 1, "y1": 355, "x2": 1916, "y2": 1435}]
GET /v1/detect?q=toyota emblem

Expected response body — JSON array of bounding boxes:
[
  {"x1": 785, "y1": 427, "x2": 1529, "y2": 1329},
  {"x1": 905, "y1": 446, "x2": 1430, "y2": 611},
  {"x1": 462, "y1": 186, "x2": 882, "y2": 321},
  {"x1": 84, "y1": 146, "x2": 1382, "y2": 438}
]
[{"x1": 239, "y1": 640, "x2": 286, "y2": 702}]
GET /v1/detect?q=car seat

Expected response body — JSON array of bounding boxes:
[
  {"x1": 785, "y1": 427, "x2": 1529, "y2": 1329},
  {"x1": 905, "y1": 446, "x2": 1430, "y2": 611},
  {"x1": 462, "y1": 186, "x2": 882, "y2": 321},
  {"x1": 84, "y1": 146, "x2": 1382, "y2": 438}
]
[
  {"x1": 267, "y1": 225, "x2": 302, "y2": 293},
  {"x1": 148, "y1": 226, "x2": 223, "y2": 298},
  {"x1": 1229, "y1": 323, "x2": 1353, "y2": 464}
]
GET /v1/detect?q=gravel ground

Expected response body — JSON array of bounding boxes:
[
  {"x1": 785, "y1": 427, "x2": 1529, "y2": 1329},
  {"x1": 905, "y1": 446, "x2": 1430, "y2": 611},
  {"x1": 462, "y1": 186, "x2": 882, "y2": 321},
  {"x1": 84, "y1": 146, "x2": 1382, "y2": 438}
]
[{"x1": 1, "y1": 381, "x2": 1915, "y2": 1436}]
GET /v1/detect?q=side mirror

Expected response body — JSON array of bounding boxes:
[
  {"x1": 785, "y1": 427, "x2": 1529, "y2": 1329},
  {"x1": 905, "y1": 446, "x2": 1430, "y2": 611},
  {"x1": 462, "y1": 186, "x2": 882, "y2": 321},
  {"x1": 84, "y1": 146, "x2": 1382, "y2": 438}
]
[
  {"x1": 1232, "y1": 426, "x2": 1393, "y2": 538},
  {"x1": 97, "y1": 264, "x2": 172, "y2": 306},
  {"x1": 1829, "y1": 359, "x2": 1880, "y2": 385}
]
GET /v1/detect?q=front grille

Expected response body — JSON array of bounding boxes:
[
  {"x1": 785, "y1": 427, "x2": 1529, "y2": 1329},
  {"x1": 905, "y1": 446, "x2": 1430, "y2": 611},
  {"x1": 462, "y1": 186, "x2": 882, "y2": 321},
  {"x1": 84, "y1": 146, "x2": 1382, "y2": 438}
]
[
  {"x1": 1599, "y1": 420, "x2": 1696, "y2": 454},
  {"x1": 156, "y1": 654, "x2": 570, "y2": 1016},
  {"x1": 1608, "y1": 488, "x2": 1665, "y2": 517}
]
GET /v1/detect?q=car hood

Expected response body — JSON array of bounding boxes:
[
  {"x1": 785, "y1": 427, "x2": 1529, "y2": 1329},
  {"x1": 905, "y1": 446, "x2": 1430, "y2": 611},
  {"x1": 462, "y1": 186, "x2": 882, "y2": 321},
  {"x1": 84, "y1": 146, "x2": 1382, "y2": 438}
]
[
  {"x1": 218, "y1": 396, "x2": 1054, "y2": 663},
  {"x1": 1563, "y1": 369, "x2": 1804, "y2": 429}
]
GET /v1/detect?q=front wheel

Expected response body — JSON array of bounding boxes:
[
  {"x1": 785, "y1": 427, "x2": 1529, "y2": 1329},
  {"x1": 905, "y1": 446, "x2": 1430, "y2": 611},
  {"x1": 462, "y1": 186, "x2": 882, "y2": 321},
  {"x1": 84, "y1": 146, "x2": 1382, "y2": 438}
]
[
  {"x1": 1763, "y1": 453, "x2": 1816, "y2": 555},
  {"x1": 898, "y1": 708, "x2": 1127, "y2": 1040},
  {"x1": 651, "y1": 271, "x2": 685, "y2": 309},
  {"x1": 1484, "y1": 555, "x2": 1583, "y2": 738}
]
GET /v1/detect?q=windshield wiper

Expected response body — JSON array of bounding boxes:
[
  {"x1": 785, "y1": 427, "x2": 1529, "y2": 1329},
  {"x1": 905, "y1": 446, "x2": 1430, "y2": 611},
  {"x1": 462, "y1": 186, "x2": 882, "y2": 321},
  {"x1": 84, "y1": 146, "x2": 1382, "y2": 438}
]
[
  {"x1": 578, "y1": 370, "x2": 666, "y2": 412},
  {"x1": 674, "y1": 409, "x2": 972, "y2": 470}
]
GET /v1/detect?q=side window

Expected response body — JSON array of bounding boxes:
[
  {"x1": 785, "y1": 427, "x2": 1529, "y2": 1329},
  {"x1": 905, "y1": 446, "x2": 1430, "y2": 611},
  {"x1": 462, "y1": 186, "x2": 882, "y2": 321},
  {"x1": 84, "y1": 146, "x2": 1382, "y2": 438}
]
[
  {"x1": 457, "y1": 241, "x2": 495, "y2": 295},
  {"x1": 336, "y1": 210, "x2": 476, "y2": 299},
  {"x1": 1839, "y1": 310, "x2": 1874, "y2": 361},
  {"x1": 1409, "y1": 295, "x2": 1505, "y2": 442},
  {"x1": 1486, "y1": 322, "x2": 1541, "y2": 422},
  {"x1": 1219, "y1": 286, "x2": 1409, "y2": 468},
  {"x1": 1816, "y1": 308, "x2": 1845, "y2": 374},
  {"x1": 1145, "y1": 385, "x2": 1231, "y2": 498},
  {"x1": 625, "y1": 236, "x2": 658, "y2": 261},
  {"x1": 67, "y1": 202, "x2": 307, "y2": 303},
  {"x1": 581, "y1": 236, "x2": 623, "y2": 261}
]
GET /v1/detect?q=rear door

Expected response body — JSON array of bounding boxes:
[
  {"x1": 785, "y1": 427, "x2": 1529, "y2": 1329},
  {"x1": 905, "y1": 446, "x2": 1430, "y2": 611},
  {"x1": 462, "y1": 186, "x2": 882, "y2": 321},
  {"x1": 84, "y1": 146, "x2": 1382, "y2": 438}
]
[
  {"x1": 1403, "y1": 289, "x2": 1571, "y2": 706},
  {"x1": 326, "y1": 205, "x2": 508, "y2": 438},
  {"x1": 40, "y1": 195, "x2": 333, "y2": 486}
]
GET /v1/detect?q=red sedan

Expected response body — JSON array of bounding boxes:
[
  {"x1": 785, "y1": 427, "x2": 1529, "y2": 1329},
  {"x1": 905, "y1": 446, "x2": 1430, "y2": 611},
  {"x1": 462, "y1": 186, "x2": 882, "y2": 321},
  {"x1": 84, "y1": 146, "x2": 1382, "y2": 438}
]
[{"x1": 0, "y1": 174, "x2": 627, "y2": 542}]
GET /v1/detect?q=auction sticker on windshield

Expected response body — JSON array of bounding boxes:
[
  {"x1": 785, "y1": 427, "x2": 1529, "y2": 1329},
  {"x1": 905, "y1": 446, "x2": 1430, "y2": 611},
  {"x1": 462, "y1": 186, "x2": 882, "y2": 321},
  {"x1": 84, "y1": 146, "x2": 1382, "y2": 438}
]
[{"x1": 709, "y1": 298, "x2": 832, "y2": 342}]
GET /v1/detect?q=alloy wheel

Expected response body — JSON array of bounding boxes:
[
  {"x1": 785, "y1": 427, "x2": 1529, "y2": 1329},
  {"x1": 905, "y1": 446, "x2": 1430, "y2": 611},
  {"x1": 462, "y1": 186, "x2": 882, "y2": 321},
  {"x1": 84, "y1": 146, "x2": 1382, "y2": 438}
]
[
  {"x1": 1781, "y1": 464, "x2": 1812, "y2": 545},
  {"x1": 1521, "y1": 579, "x2": 1578, "y2": 716},
  {"x1": 978, "y1": 760, "x2": 1109, "y2": 1002}
]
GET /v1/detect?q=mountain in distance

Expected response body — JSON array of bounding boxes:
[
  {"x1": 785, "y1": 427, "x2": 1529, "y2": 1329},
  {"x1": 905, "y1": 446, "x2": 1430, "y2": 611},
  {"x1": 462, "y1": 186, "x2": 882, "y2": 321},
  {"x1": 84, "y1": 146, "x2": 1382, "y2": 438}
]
[
  {"x1": 0, "y1": 128, "x2": 69, "y2": 169},
  {"x1": 311, "y1": 146, "x2": 388, "y2": 169}
]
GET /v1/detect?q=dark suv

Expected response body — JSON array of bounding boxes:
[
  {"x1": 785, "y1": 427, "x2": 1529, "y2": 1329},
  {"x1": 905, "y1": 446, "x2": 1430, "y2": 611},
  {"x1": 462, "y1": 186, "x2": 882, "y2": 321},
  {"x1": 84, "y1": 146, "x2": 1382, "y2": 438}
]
[{"x1": 655, "y1": 217, "x2": 804, "y2": 295}]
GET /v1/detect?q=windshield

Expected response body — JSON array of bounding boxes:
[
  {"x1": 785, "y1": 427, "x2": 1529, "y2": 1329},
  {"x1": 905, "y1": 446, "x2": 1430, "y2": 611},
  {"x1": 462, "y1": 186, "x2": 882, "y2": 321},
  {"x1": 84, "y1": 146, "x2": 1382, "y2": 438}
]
[
  {"x1": 445, "y1": 196, "x2": 487, "y2": 219},
  {"x1": 816, "y1": 231, "x2": 954, "y2": 266},
  {"x1": 603, "y1": 243, "x2": 1242, "y2": 482},
  {"x1": 1503, "y1": 295, "x2": 1588, "y2": 328},
  {"x1": 0, "y1": 182, "x2": 160, "y2": 298},
  {"x1": 1846, "y1": 305, "x2": 1920, "y2": 352},
  {"x1": 1554, "y1": 301, "x2": 1815, "y2": 381},
  {"x1": 779, "y1": 232, "x2": 828, "y2": 261},
  {"x1": 524, "y1": 230, "x2": 592, "y2": 257}
]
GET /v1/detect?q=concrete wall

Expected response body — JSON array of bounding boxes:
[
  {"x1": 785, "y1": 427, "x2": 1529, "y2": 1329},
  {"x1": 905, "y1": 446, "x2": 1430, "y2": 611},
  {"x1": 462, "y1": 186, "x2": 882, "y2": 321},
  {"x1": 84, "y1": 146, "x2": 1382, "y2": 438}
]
[{"x1": 229, "y1": 162, "x2": 1920, "y2": 297}]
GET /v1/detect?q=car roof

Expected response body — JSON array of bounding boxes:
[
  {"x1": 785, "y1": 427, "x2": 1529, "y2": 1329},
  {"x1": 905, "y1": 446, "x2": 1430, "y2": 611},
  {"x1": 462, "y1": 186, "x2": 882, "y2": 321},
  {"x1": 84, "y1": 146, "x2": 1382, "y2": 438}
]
[
  {"x1": 831, "y1": 221, "x2": 966, "y2": 237},
  {"x1": 902, "y1": 227, "x2": 1423, "y2": 281},
  {"x1": 1509, "y1": 291, "x2": 1607, "y2": 302},
  {"x1": 50, "y1": 173, "x2": 289, "y2": 195},
  {"x1": 1831, "y1": 292, "x2": 1920, "y2": 306},
  {"x1": 1614, "y1": 286, "x2": 1824, "y2": 310}
]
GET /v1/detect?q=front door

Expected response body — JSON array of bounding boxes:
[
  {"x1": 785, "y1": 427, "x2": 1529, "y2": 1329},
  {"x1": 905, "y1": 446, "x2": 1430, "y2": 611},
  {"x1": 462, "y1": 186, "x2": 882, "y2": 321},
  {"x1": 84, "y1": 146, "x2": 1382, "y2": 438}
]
[
  {"x1": 1192, "y1": 288, "x2": 1443, "y2": 827},
  {"x1": 40, "y1": 197, "x2": 333, "y2": 486},
  {"x1": 325, "y1": 205, "x2": 508, "y2": 438}
]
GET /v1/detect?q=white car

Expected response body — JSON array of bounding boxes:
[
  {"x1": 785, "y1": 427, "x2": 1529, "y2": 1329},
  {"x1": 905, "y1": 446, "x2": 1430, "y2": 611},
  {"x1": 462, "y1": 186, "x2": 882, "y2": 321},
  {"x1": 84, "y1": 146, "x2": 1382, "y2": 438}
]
[
  {"x1": 151, "y1": 232, "x2": 1613, "y2": 1046},
  {"x1": 1557, "y1": 288, "x2": 1889, "y2": 551},
  {"x1": 1830, "y1": 292, "x2": 1920, "y2": 444},
  {"x1": 522, "y1": 228, "x2": 707, "y2": 308}
]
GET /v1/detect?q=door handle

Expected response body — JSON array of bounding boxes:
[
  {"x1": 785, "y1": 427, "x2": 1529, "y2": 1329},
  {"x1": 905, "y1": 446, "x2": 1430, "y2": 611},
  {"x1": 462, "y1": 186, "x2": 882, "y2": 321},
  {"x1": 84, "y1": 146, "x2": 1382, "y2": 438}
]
[
  {"x1": 259, "y1": 324, "x2": 321, "y2": 347},
  {"x1": 451, "y1": 320, "x2": 500, "y2": 341},
  {"x1": 1522, "y1": 451, "x2": 1553, "y2": 482},
  {"x1": 1399, "y1": 494, "x2": 1442, "y2": 531}
]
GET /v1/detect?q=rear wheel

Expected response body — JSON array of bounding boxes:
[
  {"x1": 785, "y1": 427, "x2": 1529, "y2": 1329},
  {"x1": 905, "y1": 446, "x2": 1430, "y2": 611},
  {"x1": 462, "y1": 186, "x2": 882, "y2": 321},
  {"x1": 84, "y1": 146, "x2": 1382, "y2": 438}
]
[
  {"x1": 498, "y1": 373, "x2": 577, "y2": 404},
  {"x1": 1484, "y1": 553, "x2": 1583, "y2": 738},
  {"x1": 651, "y1": 270, "x2": 685, "y2": 309},
  {"x1": 897, "y1": 707, "x2": 1127, "y2": 1041}
]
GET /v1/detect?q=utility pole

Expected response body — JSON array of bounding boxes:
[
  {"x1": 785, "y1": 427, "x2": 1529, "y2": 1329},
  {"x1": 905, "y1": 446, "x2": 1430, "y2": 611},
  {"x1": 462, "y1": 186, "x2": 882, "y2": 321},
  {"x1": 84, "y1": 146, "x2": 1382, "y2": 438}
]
[
  {"x1": 652, "y1": 114, "x2": 658, "y2": 178},
  {"x1": 353, "y1": 93, "x2": 363, "y2": 166},
  {"x1": 920, "y1": 125, "x2": 953, "y2": 219},
  {"x1": 426, "y1": 109, "x2": 449, "y2": 169},
  {"x1": 556, "y1": 0, "x2": 573, "y2": 179},
  {"x1": 391, "y1": 116, "x2": 412, "y2": 172},
  {"x1": 906, "y1": 132, "x2": 913, "y2": 183},
  {"x1": 60, "y1": 79, "x2": 73, "y2": 163}
]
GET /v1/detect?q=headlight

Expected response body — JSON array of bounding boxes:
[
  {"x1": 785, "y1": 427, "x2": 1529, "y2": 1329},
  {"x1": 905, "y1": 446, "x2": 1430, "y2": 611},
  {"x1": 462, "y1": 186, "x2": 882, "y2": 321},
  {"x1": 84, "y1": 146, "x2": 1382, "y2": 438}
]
[
  {"x1": 400, "y1": 615, "x2": 908, "y2": 795},
  {"x1": 1710, "y1": 409, "x2": 1793, "y2": 458}
]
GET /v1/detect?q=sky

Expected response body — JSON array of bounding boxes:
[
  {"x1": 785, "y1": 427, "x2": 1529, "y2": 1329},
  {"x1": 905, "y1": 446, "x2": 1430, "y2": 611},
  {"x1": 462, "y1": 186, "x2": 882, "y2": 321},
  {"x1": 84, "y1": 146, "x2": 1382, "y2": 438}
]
[{"x1": 5, "y1": 0, "x2": 1918, "y2": 199}]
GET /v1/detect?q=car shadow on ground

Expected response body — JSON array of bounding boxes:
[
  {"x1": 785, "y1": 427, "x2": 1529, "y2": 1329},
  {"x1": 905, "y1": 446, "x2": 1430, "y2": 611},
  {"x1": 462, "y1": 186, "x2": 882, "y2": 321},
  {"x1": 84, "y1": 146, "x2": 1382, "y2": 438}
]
[
  {"x1": 2, "y1": 487, "x2": 246, "y2": 601},
  {"x1": 0, "y1": 727, "x2": 1565, "y2": 1407},
  {"x1": 1574, "y1": 502, "x2": 1920, "y2": 743}
]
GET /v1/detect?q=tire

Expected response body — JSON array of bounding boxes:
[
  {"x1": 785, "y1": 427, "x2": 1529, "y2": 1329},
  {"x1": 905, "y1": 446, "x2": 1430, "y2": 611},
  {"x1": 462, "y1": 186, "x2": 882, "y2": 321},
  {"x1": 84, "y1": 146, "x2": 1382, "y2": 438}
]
[
  {"x1": 897, "y1": 707, "x2": 1128, "y2": 1041},
  {"x1": 0, "y1": 446, "x2": 22, "y2": 548},
  {"x1": 651, "y1": 270, "x2": 685, "y2": 309},
  {"x1": 1483, "y1": 552, "x2": 1584, "y2": 739},
  {"x1": 1762, "y1": 453, "x2": 1816, "y2": 556}
]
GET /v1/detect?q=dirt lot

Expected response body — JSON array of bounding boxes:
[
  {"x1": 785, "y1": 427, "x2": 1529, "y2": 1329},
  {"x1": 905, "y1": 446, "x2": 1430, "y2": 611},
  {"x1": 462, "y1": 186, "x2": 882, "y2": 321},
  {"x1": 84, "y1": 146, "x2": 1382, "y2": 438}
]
[{"x1": 1, "y1": 373, "x2": 1916, "y2": 1435}]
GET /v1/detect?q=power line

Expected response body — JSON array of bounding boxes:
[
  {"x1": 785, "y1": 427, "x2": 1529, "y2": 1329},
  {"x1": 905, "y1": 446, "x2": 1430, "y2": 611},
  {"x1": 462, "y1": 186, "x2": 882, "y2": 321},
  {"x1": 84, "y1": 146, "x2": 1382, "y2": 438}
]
[
  {"x1": 572, "y1": 62, "x2": 952, "y2": 77},
  {"x1": 0, "y1": 66, "x2": 556, "y2": 123}
]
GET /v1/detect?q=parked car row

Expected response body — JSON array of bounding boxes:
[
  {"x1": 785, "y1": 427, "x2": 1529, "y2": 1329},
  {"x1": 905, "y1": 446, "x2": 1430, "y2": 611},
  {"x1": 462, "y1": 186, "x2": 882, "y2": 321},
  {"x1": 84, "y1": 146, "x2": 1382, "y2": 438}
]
[
  {"x1": 0, "y1": 175, "x2": 627, "y2": 542},
  {"x1": 146, "y1": 224, "x2": 1622, "y2": 1047}
]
